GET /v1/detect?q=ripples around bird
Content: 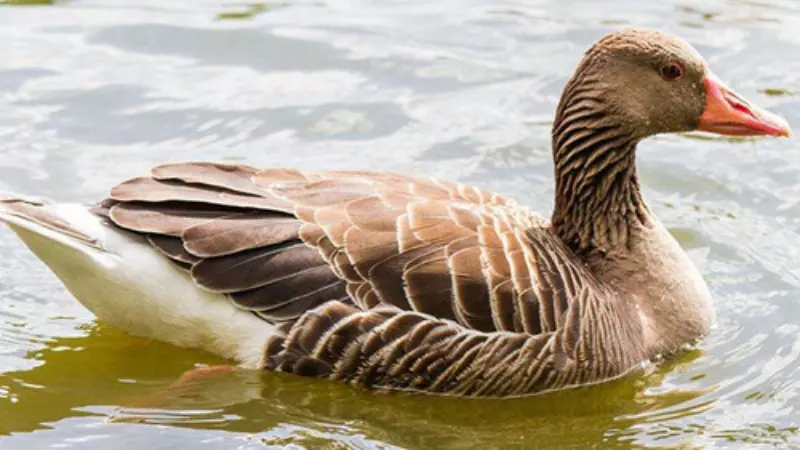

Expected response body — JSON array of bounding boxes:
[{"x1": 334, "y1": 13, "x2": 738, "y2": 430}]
[{"x1": 1, "y1": 0, "x2": 800, "y2": 448}]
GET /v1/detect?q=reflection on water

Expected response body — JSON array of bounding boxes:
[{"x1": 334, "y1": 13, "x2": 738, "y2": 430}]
[
  {"x1": 216, "y1": 3, "x2": 292, "y2": 21},
  {"x1": 1, "y1": 0, "x2": 800, "y2": 448},
  {"x1": 2, "y1": 325, "x2": 714, "y2": 448},
  {"x1": 0, "y1": 0, "x2": 59, "y2": 5}
]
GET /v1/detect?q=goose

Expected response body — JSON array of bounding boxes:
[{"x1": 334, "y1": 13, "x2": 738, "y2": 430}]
[{"x1": 0, "y1": 28, "x2": 790, "y2": 397}]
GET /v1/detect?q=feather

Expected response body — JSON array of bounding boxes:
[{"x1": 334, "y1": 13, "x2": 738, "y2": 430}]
[{"x1": 182, "y1": 212, "x2": 300, "y2": 257}]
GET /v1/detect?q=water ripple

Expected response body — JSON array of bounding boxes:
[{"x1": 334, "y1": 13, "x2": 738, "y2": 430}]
[{"x1": 1, "y1": 0, "x2": 800, "y2": 448}]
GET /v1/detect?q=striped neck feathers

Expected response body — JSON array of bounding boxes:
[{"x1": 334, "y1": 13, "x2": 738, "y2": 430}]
[{"x1": 550, "y1": 71, "x2": 650, "y2": 255}]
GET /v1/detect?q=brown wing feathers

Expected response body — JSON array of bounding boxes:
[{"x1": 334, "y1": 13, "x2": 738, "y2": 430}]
[
  {"x1": 262, "y1": 300, "x2": 594, "y2": 396},
  {"x1": 98, "y1": 162, "x2": 633, "y2": 395},
  {"x1": 106, "y1": 163, "x2": 340, "y2": 321},
  {"x1": 101, "y1": 161, "x2": 578, "y2": 330}
]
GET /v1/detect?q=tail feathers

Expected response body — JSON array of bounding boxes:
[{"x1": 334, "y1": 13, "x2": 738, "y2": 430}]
[{"x1": 0, "y1": 193, "x2": 100, "y2": 249}]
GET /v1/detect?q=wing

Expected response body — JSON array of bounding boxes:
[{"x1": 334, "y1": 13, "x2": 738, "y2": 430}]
[
  {"x1": 262, "y1": 298, "x2": 644, "y2": 396},
  {"x1": 102, "y1": 162, "x2": 567, "y2": 329},
  {"x1": 100, "y1": 162, "x2": 646, "y2": 395}
]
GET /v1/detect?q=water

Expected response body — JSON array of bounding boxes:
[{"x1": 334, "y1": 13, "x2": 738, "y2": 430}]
[{"x1": 0, "y1": 0, "x2": 799, "y2": 447}]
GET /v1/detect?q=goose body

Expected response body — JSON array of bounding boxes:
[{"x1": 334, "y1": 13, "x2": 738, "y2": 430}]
[{"x1": 0, "y1": 28, "x2": 790, "y2": 397}]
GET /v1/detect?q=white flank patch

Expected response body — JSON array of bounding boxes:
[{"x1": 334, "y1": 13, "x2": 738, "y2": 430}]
[{"x1": 0, "y1": 203, "x2": 273, "y2": 368}]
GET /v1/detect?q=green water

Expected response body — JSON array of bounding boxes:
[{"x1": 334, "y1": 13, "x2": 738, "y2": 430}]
[{"x1": 1, "y1": 0, "x2": 799, "y2": 448}]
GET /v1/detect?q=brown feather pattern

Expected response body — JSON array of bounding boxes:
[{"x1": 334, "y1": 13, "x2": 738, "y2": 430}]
[{"x1": 98, "y1": 161, "x2": 649, "y2": 396}]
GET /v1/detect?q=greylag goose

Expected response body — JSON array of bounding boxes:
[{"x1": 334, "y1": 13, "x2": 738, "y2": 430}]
[{"x1": 0, "y1": 28, "x2": 790, "y2": 397}]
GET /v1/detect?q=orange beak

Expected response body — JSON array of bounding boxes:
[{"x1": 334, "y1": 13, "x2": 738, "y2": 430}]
[{"x1": 697, "y1": 72, "x2": 791, "y2": 137}]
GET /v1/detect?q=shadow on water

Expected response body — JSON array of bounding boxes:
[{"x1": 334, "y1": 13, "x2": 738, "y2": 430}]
[{"x1": 0, "y1": 324, "x2": 713, "y2": 448}]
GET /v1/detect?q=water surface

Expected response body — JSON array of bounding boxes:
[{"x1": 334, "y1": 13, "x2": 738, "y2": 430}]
[{"x1": 1, "y1": 0, "x2": 800, "y2": 448}]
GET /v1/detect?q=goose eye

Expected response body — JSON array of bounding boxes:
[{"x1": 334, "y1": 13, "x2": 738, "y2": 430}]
[{"x1": 660, "y1": 62, "x2": 684, "y2": 81}]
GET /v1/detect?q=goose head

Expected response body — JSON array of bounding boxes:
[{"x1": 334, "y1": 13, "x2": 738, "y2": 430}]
[
  {"x1": 551, "y1": 28, "x2": 791, "y2": 254},
  {"x1": 556, "y1": 27, "x2": 791, "y2": 141}
]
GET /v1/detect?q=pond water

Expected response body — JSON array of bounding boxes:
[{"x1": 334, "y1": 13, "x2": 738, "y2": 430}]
[{"x1": 1, "y1": 0, "x2": 800, "y2": 448}]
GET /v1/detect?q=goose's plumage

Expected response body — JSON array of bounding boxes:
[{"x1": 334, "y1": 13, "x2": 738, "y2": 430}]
[{"x1": 0, "y1": 28, "x2": 791, "y2": 397}]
